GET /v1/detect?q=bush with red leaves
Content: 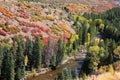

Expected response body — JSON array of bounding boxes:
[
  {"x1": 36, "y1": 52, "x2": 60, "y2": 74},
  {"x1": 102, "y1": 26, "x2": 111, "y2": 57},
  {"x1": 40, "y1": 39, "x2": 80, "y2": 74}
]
[
  {"x1": 22, "y1": 27, "x2": 30, "y2": 33},
  {"x1": 19, "y1": 13, "x2": 29, "y2": 19},
  {"x1": 44, "y1": 28, "x2": 51, "y2": 34},
  {"x1": 17, "y1": 9, "x2": 25, "y2": 13},
  {"x1": 41, "y1": 37, "x2": 48, "y2": 45},
  {"x1": 0, "y1": 29, "x2": 7, "y2": 36}
]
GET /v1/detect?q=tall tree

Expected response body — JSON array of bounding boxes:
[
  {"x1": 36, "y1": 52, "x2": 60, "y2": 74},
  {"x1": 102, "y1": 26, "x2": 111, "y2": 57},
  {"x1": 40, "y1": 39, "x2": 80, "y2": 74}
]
[
  {"x1": 0, "y1": 46, "x2": 3, "y2": 77},
  {"x1": 26, "y1": 38, "x2": 33, "y2": 70},
  {"x1": 15, "y1": 42, "x2": 25, "y2": 80},
  {"x1": 1, "y1": 45, "x2": 15, "y2": 80},
  {"x1": 56, "y1": 39, "x2": 64, "y2": 66},
  {"x1": 32, "y1": 37, "x2": 42, "y2": 69}
]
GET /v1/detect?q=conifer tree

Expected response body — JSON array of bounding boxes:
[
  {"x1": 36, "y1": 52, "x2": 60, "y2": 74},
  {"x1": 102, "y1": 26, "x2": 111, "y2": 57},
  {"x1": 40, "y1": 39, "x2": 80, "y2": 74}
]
[
  {"x1": 1, "y1": 45, "x2": 15, "y2": 80},
  {"x1": 56, "y1": 39, "x2": 64, "y2": 66},
  {"x1": 0, "y1": 46, "x2": 3, "y2": 77},
  {"x1": 32, "y1": 37, "x2": 42, "y2": 69},
  {"x1": 15, "y1": 42, "x2": 25, "y2": 80},
  {"x1": 26, "y1": 38, "x2": 33, "y2": 70}
]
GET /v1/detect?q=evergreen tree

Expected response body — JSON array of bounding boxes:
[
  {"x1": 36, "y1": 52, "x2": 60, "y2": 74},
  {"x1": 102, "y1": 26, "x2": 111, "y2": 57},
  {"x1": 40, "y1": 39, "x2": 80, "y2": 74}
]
[
  {"x1": 50, "y1": 54, "x2": 56, "y2": 67},
  {"x1": 1, "y1": 45, "x2": 15, "y2": 80},
  {"x1": 73, "y1": 40, "x2": 77, "y2": 50},
  {"x1": 15, "y1": 42, "x2": 25, "y2": 80},
  {"x1": 0, "y1": 46, "x2": 3, "y2": 77},
  {"x1": 62, "y1": 68, "x2": 72, "y2": 80},
  {"x1": 26, "y1": 38, "x2": 33, "y2": 70},
  {"x1": 32, "y1": 37, "x2": 42, "y2": 69},
  {"x1": 56, "y1": 39, "x2": 64, "y2": 66},
  {"x1": 108, "y1": 53, "x2": 113, "y2": 64},
  {"x1": 9, "y1": 47, "x2": 15, "y2": 80}
]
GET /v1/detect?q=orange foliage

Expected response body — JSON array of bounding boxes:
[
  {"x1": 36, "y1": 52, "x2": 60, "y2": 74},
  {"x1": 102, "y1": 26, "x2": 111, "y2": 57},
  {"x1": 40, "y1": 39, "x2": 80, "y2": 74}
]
[
  {"x1": 0, "y1": 6, "x2": 14, "y2": 18},
  {"x1": 59, "y1": 23, "x2": 68, "y2": 30},
  {"x1": 66, "y1": 4, "x2": 78, "y2": 13},
  {"x1": 49, "y1": 34, "x2": 60, "y2": 41},
  {"x1": 64, "y1": 31, "x2": 71, "y2": 39},
  {"x1": 41, "y1": 37, "x2": 48, "y2": 45},
  {"x1": 3, "y1": 26, "x2": 20, "y2": 33}
]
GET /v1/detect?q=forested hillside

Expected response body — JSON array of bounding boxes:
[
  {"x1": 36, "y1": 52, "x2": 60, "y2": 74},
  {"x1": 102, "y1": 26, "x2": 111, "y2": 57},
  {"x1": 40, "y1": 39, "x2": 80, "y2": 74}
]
[{"x1": 0, "y1": 0, "x2": 120, "y2": 80}]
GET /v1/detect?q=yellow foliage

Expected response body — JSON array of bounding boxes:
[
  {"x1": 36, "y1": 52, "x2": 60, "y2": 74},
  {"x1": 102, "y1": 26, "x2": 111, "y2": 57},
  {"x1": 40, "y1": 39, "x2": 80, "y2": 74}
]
[
  {"x1": 94, "y1": 38, "x2": 100, "y2": 45},
  {"x1": 72, "y1": 14, "x2": 78, "y2": 21},
  {"x1": 89, "y1": 45, "x2": 100, "y2": 54},
  {"x1": 99, "y1": 23, "x2": 105, "y2": 30},
  {"x1": 78, "y1": 16, "x2": 86, "y2": 22},
  {"x1": 108, "y1": 65, "x2": 114, "y2": 75},
  {"x1": 84, "y1": 42, "x2": 88, "y2": 46},
  {"x1": 74, "y1": 34, "x2": 79, "y2": 40},
  {"x1": 69, "y1": 34, "x2": 78, "y2": 44},
  {"x1": 95, "y1": 19, "x2": 103, "y2": 24},
  {"x1": 24, "y1": 55, "x2": 28, "y2": 66},
  {"x1": 114, "y1": 46, "x2": 120, "y2": 55},
  {"x1": 86, "y1": 22, "x2": 90, "y2": 29},
  {"x1": 46, "y1": 15, "x2": 54, "y2": 21},
  {"x1": 87, "y1": 33, "x2": 90, "y2": 44},
  {"x1": 88, "y1": 19, "x2": 92, "y2": 24},
  {"x1": 30, "y1": 16, "x2": 44, "y2": 21}
]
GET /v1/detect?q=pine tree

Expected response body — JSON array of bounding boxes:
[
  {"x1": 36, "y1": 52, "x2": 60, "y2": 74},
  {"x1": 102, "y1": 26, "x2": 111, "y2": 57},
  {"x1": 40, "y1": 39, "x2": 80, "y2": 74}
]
[
  {"x1": 73, "y1": 40, "x2": 77, "y2": 50},
  {"x1": 50, "y1": 54, "x2": 56, "y2": 67},
  {"x1": 78, "y1": 26, "x2": 83, "y2": 45},
  {"x1": 56, "y1": 39, "x2": 64, "y2": 66},
  {"x1": 0, "y1": 46, "x2": 3, "y2": 77},
  {"x1": 1, "y1": 45, "x2": 15, "y2": 80},
  {"x1": 32, "y1": 37, "x2": 42, "y2": 69},
  {"x1": 15, "y1": 42, "x2": 25, "y2": 80},
  {"x1": 26, "y1": 38, "x2": 33, "y2": 70},
  {"x1": 9, "y1": 47, "x2": 15, "y2": 80},
  {"x1": 62, "y1": 68, "x2": 72, "y2": 80}
]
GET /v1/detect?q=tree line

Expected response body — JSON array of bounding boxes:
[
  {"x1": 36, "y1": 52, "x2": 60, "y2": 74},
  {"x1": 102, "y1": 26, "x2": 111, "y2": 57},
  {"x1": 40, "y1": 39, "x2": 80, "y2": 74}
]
[{"x1": 0, "y1": 35, "x2": 65, "y2": 80}]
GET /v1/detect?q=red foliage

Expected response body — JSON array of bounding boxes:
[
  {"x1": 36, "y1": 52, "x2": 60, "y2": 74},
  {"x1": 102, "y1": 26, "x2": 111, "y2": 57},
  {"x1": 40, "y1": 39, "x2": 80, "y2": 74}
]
[
  {"x1": 19, "y1": 13, "x2": 29, "y2": 19},
  {"x1": 17, "y1": 9, "x2": 25, "y2": 13},
  {"x1": 38, "y1": 26, "x2": 45, "y2": 31},
  {"x1": 31, "y1": 28, "x2": 41, "y2": 33},
  {"x1": 32, "y1": 33, "x2": 43, "y2": 38},
  {"x1": 27, "y1": 22, "x2": 39, "y2": 27},
  {"x1": 22, "y1": 27, "x2": 30, "y2": 33},
  {"x1": 44, "y1": 28, "x2": 51, "y2": 34},
  {"x1": 41, "y1": 37, "x2": 48, "y2": 44},
  {"x1": 0, "y1": 29, "x2": 7, "y2": 36},
  {"x1": 31, "y1": 28, "x2": 43, "y2": 37}
]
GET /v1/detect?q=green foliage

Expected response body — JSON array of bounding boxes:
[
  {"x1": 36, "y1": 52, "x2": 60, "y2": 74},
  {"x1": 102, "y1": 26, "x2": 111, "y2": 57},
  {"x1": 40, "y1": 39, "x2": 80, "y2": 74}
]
[
  {"x1": 15, "y1": 42, "x2": 25, "y2": 80},
  {"x1": 13, "y1": 35, "x2": 23, "y2": 43},
  {"x1": 84, "y1": 7, "x2": 120, "y2": 42},
  {"x1": 62, "y1": 68, "x2": 72, "y2": 80},
  {"x1": 1, "y1": 46, "x2": 15, "y2": 80},
  {"x1": 56, "y1": 39, "x2": 65, "y2": 66},
  {"x1": 0, "y1": 46, "x2": 3, "y2": 77},
  {"x1": 2, "y1": 38, "x2": 10, "y2": 43},
  {"x1": 25, "y1": 38, "x2": 33, "y2": 71},
  {"x1": 32, "y1": 37, "x2": 42, "y2": 69},
  {"x1": 87, "y1": 45, "x2": 105, "y2": 72},
  {"x1": 50, "y1": 54, "x2": 56, "y2": 66}
]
